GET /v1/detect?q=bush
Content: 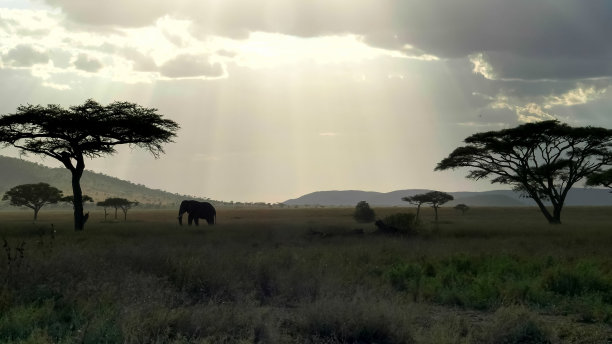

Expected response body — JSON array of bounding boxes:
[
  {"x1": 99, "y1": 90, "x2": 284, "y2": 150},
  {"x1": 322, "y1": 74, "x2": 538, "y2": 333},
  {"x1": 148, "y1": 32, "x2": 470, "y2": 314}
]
[
  {"x1": 381, "y1": 213, "x2": 416, "y2": 235},
  {"x1": 353, "y1": 201, "x2": 375, "y2": 223},
  {"x1": 482, "y1": 306, "x2": 552, "y2": 344}
]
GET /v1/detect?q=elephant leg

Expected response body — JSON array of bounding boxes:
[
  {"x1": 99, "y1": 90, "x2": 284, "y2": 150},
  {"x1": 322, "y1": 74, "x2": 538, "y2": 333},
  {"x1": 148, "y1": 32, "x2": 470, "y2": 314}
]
[
  {"x1": 194, "y1": 217, "x2": 199, "y2": 226},
  {"x1": 188, "y1": 214, "x2": 194, "y2": 225}
]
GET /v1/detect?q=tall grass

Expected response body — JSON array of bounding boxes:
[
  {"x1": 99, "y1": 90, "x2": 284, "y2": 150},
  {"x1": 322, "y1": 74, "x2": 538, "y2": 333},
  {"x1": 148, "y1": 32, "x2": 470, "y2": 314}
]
[{"x1": 1, "y1": 206, "x2": 611, "y2": 342}]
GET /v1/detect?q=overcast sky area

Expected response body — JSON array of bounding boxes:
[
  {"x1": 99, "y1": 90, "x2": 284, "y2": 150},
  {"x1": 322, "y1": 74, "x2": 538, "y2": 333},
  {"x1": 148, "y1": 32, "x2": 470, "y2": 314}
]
[{"x1": 1, "y1": 0, "x2": 612, "y2": 202}]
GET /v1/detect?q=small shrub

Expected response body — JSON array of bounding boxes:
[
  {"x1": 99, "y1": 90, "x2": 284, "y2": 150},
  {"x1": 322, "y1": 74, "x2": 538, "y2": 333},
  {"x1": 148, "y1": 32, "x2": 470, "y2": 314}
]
[
  {"x1": 353, "y1": 201, "x2": 375, "y2": 223},
  {"x1": 298, "y1": 299, "x2": 414, "y2": 344},
  {"x1": 381, "y1": 213, "x2": 416, "y2": 235},
  {"x1": 482, "y1": 306, "x2": 552, "y2": 344}
]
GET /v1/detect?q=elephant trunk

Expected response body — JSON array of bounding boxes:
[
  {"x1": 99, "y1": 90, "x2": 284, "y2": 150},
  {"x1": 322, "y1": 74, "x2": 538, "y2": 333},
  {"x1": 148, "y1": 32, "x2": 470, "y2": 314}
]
[{"x1": 178, "y1": 209, "x2": 186, "y2": 225}]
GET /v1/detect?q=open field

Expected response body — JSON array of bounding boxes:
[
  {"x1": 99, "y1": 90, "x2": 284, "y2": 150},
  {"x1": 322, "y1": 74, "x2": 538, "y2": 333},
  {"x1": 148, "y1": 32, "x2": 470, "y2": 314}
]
[{"x1": 1, "y1": 206, "x2": 612, "y2": 343}]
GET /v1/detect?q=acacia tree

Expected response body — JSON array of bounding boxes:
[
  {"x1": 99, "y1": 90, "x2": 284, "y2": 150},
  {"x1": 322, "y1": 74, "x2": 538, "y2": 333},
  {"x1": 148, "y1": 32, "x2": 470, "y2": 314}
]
[
  {"x1": 436, "y1": 120, "x2": 612, "y2": 224},
  {"x1": 425, "y1": 191, "x2": 454, "y2": 221},
  {"x1": 401, "y1": 193, "x2": 430, "y2": 223},
  {"x1": 2, "y1": 183, "x2": 63, "y2": 220},
  {"x1": 0, "y1": 99, "x2": 179, "y2": 230},
  {"x1": 98, "y1": 197, "x2": 138, "y2": 221},
  {"x1": 96, "y1": 199, "x2": 111, "y2": 221},
  {"x1": 454, "y1": 204, "x2": 470, "y2": 215},
  {"x1": 586, "y1": 169, "x2": 612, "y2": 191},
  {"x1": 115, "y1": 198, "x2": 138, "y2": 221}
]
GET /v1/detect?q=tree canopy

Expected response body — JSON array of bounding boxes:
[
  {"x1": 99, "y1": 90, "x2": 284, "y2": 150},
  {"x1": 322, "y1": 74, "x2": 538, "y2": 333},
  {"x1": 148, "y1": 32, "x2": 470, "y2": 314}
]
[
  {"x1": 435, "y1": 120, "x2": 612, "y2": 224},
  {"x1": 61, "y1": 195, "x2": 94, "y2": 206},
  {"x1": 2, "y1": 183, "x2": 63, "y2": 220},
  {"x1": 454, "y1": 204, "x2": 470, "y2": 215},
  {"x1": 424, "y1": 191, "x2": 454, "y2": 221},
  {"x1": 586, "y1": 169, "x2": 612, "y2": 191},
  {"x1": 402, "y1": 191, "x2": 453, "y2": 222},
  {"x1": 0, "y1": 99, "x2": 179, "y2": 230}
]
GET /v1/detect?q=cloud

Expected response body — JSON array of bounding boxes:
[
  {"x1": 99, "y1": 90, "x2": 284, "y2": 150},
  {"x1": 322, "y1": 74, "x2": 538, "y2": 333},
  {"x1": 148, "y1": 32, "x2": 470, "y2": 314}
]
[
  {"x1": 543, "y1": 84, "x2": 607, "y2": 109},
  {"x1": 159, "y1": 54, "x2": 223, "y2": 78},
  {"x1": 515, "y1": 103, "x2": 556, "y2": 123},
  {"x1": 120, "y1": 48, "x2": 158, "y2": 72},
  {"x1": 469, "y1": 53, "x2": 496, "y2": 80},
  {"x1": 73, "y1": 53, "x2": 103, "y2": 72},
  {"x1": 42, "y1": 0, "x2": 170, "y2": 28},
  {"x1": 4, "y1": 44, "x2": 49, "y2": 67},
  {"x1": 42, "y1": 81, "x2": 71, "y2": 90},
  {"x1": 40, "y1": 0, "x2": 612, "y2": 81}
]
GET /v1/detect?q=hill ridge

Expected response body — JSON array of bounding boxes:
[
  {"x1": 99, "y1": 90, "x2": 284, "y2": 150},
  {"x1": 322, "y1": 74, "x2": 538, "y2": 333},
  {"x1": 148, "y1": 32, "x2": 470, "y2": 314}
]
[
  {"x1": 0, "y1": 155, "x2": 213, "y2": 208},
  {"x1": 284, "y1": 188, "x2": 612, "y2": 207}
]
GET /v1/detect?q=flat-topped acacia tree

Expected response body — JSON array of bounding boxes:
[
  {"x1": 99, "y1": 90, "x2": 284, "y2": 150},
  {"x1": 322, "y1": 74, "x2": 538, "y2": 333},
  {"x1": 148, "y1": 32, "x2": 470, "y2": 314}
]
[
  {"x1": 0, "y1": 99, "x2": 179, "y2": 230},
  {"x1": 435, "y1": 120, "x2": 612, "y2": 224}
]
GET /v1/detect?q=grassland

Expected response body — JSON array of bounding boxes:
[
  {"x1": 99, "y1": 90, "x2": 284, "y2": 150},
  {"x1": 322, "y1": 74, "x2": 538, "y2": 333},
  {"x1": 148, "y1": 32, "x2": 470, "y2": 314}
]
[{"x1": 1, "y1": 206, "x2": 612, "y2": 343}]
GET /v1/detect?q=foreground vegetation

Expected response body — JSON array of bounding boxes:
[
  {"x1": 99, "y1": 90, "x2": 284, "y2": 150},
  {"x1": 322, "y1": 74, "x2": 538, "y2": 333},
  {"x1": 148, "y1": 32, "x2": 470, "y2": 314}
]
[{"x1": 1, "y1": 207, "x2": 612, "y2": 343}]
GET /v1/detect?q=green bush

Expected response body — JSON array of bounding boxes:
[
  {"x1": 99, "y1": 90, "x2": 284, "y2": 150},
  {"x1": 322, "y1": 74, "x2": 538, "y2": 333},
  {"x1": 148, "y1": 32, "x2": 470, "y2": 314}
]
[
  {"x1": 353, "y1": 201, "x2": 375, "y2": 223},
  {"x1": 381, "y1": 213, "x2": 416, "y2": 235}
]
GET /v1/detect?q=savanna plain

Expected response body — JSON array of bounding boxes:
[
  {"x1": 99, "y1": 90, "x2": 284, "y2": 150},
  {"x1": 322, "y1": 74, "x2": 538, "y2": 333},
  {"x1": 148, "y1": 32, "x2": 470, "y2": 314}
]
[{"x1": 1, "y1": 206, "x2": 612, "y2": 343}]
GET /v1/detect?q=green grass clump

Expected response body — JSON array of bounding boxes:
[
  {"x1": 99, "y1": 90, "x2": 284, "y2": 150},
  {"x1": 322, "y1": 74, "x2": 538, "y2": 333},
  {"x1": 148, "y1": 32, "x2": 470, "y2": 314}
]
[
  {"x1": 387, "y1": 255, "x2": 612, "y2": 321},
  {"x1": 482, "y1": 306, "x2": 552, "y2": 344}
]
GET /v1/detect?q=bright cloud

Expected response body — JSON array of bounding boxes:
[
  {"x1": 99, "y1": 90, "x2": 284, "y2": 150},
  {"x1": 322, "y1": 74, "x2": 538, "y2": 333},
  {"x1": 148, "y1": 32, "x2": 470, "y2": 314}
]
[
  {"x1": 543, "y1": 85, "x2": 607, "y2": 109},
  {"x1": 469, "y1": 53, "x2": 496, "y2": 80}
]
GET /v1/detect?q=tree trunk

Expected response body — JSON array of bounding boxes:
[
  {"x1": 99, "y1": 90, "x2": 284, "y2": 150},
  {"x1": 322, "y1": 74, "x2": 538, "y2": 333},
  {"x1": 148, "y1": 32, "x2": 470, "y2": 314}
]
[
  {"x1": 433, "y1": 206, "x2": 439, "y2": 221},
  {"x1": 114, "y1": 207, "x2": 118, "y2": 219},
  {"x1": 551, "y1": 205, "x2": 562, "y2": 224},
  {"x1": 531, "y1": 195, "x2": 559, "y2": 224},
  {"x1": 33, "y1": 207, "x2": 39, "y2": 220},
  {"x1": 71, "y1": 166, "x2": 85, "y2": 231}
]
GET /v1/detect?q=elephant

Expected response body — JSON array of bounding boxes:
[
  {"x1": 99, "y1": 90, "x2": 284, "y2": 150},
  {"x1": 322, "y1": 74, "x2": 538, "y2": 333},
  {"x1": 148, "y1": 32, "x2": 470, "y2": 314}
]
[{"x1": 178, "y1": 200, "x2": 216, "y2": 226}]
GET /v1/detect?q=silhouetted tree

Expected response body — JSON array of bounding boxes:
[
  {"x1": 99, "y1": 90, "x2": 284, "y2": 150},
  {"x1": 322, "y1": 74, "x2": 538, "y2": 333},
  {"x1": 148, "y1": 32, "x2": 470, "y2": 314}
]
[
  {"x1": 96, "y1": 200, "x2": 110, "y2": 221},
  {"x1": 436, "y1": 121, "x2": 612, "y2": 224},
  {"x1": 2, "y1": 183, "x2": 63, "y2": 220},
  {"x1": 0, "y1": 99, "x2": 179, "y2": 230},
  {"x1": 402, "y1": 193, "x2": 430, "y2": 223},
  {"x1": 454, "y1": 203, "x2": 470, "y2": 215},
  {"x1": 424, "y1": 191, "x2": 454, "y2": 221},
  {"x1": 353, "y1": 201, "x2": 375, "y2": 223},
  {"x1": 99, "y1": 197, "x2": 137, "y2": 221},
  {"x1": 586, "y1": 169, "x2": 612, "y2": 191}
]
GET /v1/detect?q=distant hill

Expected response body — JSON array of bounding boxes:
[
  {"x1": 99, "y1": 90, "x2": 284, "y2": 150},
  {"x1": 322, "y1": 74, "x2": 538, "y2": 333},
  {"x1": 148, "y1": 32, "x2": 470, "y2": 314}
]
[
  {"x1": 284, "y1": 188, "x2": 612, "y2": 207},
  {"x1": 0, "y1": 155, "x2": 214, "y2": 208}
]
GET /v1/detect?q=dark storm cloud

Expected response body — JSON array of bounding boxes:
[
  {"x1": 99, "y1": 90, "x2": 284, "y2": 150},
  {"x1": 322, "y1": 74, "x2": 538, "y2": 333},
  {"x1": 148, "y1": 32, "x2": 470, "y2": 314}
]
[
  {"x1": 159, "y1": 54, "x2": 223, "y2": 78},
  {"x1": 4, "y1": 44, "x2": 49, "y2": 67},
  {"x1": 73, "y1": 53, "x2": 103, "y2": 72}
]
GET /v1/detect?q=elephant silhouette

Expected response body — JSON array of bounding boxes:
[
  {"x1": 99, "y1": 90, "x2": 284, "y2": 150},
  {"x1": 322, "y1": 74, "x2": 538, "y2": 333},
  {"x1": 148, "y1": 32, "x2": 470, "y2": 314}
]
[{"x1": 178, "y1": 200, "x2": 216, "y2": 226}]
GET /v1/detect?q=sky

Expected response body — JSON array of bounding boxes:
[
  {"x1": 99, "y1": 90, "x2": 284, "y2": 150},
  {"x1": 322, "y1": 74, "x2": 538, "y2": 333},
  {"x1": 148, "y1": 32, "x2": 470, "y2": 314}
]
[{"x1": 1, "y1": 0, "x2": 612, "y2": 203}]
